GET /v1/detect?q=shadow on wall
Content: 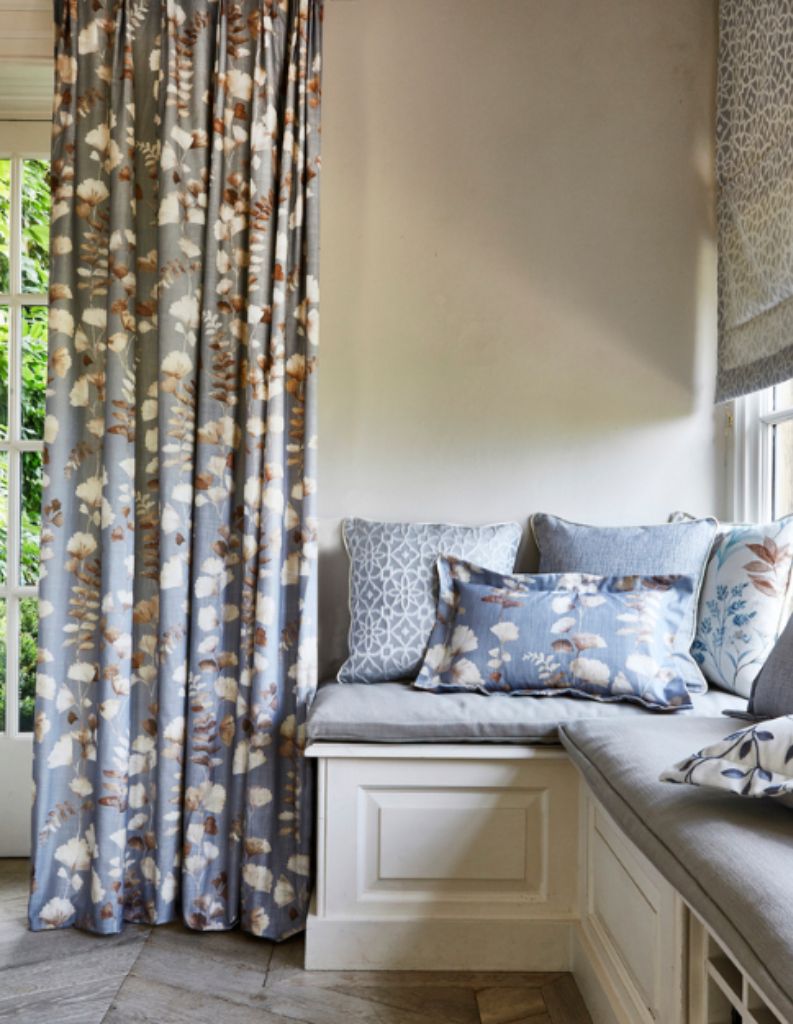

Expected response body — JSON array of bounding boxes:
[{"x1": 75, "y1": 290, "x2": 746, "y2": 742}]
[{"x1": 318, "y1": 519, "x2": 350, "y2": 680}]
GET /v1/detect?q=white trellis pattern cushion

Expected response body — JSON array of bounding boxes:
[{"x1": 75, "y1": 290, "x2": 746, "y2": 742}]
[{"x1": 338, "y1": 519, "x2": 521, "y2": 684}]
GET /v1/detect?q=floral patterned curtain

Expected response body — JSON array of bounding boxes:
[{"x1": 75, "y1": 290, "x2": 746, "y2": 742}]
[{"x1": 29, "y1": 0, "x2": 321, "y2": 939}]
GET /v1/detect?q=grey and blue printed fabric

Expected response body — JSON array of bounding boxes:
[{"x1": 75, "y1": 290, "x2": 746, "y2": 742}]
[
  {"x1": 413, "y1": 558, "x2": 702, "y2": 711},
  {"x1": 661, "y1": 716, "x2": 793, "y2": 807},
  {"x1": 671, "y1": 512, "x2": 793, "y2": 698},
  {"x1": 531, "y1": 513, "x2": 717, "y2": 693},
  {"x1": 338, "y1": 519, "x2": 522, "y2": 684}
]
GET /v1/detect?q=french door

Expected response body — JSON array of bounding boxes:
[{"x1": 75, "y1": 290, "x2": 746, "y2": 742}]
[{"x1": 0, "y1": 122, "x2": 49, "y2": 856}]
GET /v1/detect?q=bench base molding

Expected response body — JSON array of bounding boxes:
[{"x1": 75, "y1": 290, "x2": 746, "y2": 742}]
[
  {"x1": 306, "y1": 742, "x2": 579, "y2": 972},
  {"x1": 570, "y1": 926, "x2": 623, "y2": 1024},
  {"x1": 305, "y1": 913, "x2": 573, "y2": 972}
]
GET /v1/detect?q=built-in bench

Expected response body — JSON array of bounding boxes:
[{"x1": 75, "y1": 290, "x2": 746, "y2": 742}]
[
  {"x1": 561, "y1": 717, "x2": 792, "y2": 1024},
  {"x1": 304, "y1": 681, "x2": 779, "y2": 1024}
]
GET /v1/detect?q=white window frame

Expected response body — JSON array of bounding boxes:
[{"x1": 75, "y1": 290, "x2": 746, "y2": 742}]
[
  {"x1": 731, "y1": 385, "x2": 793, "y2": 523},
  {"x1": 0, "y1": 121, "x2": 49, "y2": 739}
]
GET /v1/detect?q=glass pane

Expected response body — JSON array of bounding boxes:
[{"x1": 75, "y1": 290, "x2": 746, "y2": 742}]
[
  {"x1": 774, "y1": 419, "x2": 793, "y2": 519},
  {"x1": 0, "y1": 305, "x2": 8, "y2": 440},
  {"x1": 18, "y1": 597, "x2": 37, "y2": 733},
  {"x1": 0, "y1": 159, "x2": 9, "y2": 294},
  {"x1": 21, "y1": 305, "x2": 47, "y2": 439},
  {"x1": 20, "y1": 450, "x2": 42, "y2": 585},
  {"x1": 0, "y1": 598, "x2": 5, "y2": 733},
  {"x1": 21, "y1": 159, "x2": 49, "y2": 294},
  {"x1": 0, "y1": 450, "x2": 7, "y2": 587}
]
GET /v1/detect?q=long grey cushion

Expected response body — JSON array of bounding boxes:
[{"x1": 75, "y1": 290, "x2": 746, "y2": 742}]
[
  {"x1": 559, "y1": 717, "x2": 793, "y2": 1022},
  {"x1": 307, "y1": 682, "x2": 745, "y2": 744}
]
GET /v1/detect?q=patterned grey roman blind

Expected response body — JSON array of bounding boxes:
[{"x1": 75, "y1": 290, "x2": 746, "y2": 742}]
[{"x1": 717, "y1": 0, "x2": 793, "y2": 402}]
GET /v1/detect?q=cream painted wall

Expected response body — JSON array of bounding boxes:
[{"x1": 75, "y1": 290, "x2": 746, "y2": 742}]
[{"x1": 318, "y1": 0, "x2": 723, "y2": 675}]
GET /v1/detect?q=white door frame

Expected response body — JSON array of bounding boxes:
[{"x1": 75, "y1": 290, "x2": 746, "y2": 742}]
[{"x1": 0, "y1": 120, "x2": 49, "y2": 857}]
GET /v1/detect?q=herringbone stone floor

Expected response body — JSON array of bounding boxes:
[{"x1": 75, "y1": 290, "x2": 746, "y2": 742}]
[{"x1": 0, "y1": 859, "x2": 592, "y2": 1024}]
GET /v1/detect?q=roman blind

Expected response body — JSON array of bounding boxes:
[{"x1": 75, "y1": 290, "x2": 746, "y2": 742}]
[{"x1": 717, "y1": 0, "x2": 793, "y2": 402}]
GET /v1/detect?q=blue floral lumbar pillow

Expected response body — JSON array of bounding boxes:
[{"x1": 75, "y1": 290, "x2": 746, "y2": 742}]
[
  {"x1": 661, "y1": 717, "x2": 793, "y2": 807},
  {"x1": 413, "y1": 558, "x2": 703, "y2": 710},
  {"x1": 671, "y1": 512, "x2": 793, "y2": 698}
]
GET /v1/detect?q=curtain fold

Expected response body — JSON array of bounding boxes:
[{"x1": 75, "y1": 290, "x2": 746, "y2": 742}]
[
  {"x1": 29, "y1": 0, "x2": 321, "y2": 939},
  {"x1": 716, "y1": 0, "x2": 793, "y2": 402}
]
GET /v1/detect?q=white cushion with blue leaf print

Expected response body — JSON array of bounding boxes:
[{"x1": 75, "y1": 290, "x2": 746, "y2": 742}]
[
  {"x1": 671, "y1": 512, "x2": 793, "y2": 697},
  {"x1": 661, "y1": 716, "x2": 793, "y2": 808}
]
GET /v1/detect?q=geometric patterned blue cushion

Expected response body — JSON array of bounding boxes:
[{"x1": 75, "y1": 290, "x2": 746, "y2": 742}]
[{"x1": 338, "y1": 519, "x2": 521, "y2": 684}]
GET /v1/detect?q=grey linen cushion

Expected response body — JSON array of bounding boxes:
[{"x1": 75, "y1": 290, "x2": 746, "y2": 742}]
[
  {"x1": 307, "y1": 682, "x2": 746, "y2": 744},
  {"x1": 338, "y1": 519, "x2": 521, "y2": 684},
  {"x1": 531, "y1": 513, "x2": 717, "y2": 692},
  {"x1": 747, "y1": 610, "x2": 793, "y2": 718},
  {"x1": 559, "y1": 717, "x2": 793, "y2": 1022}
]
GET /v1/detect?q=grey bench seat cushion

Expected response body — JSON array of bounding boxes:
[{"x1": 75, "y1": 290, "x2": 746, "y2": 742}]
[
  {"x1": 307, "y1": 683, "x2": 745, "y2": 744},
  {"x1": 559, "y1": 717, "x2": 793, "y2": 1022}
]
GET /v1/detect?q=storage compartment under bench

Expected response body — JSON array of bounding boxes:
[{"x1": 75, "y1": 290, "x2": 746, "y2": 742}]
[{"x1": 305, "y1": 742, "x2": 580, "y2": 971}]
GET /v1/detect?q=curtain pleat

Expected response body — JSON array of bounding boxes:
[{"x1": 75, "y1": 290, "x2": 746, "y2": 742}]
[{"x1": 30, "y1": 0, "x2": 321, "y2": 940}]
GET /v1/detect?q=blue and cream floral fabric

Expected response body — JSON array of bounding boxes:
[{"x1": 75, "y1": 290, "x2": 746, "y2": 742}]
[
  {"x1": 29, "y1": 1, "x2": 322, "y2": 940},
  {"x1": 661, "y1": 716, "x2": 793, "y2": 807},
  {"x1": 673, "y1": 514, "x2": 793, "y2": 697},
  {"x1": 413, "y1": 559, "x2": 702, "y2": 710},
  {"x1": 338, "y1": 519, "x2": 521, "y2": 684}
]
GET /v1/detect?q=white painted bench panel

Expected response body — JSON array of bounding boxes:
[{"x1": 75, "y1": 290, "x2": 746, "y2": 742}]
[
  {"x1": 306, "y1": 743, "x2": 580, "y2": 970},
  {"x1": 317, "y1": 747, "x2": 579, "y2": 919},
  {"x1": 575, "y1": 794, "x2": 686, "y2": 1024},
  {"x1": 374, "y1": 795, "x2": 536, "y2": 883}
]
